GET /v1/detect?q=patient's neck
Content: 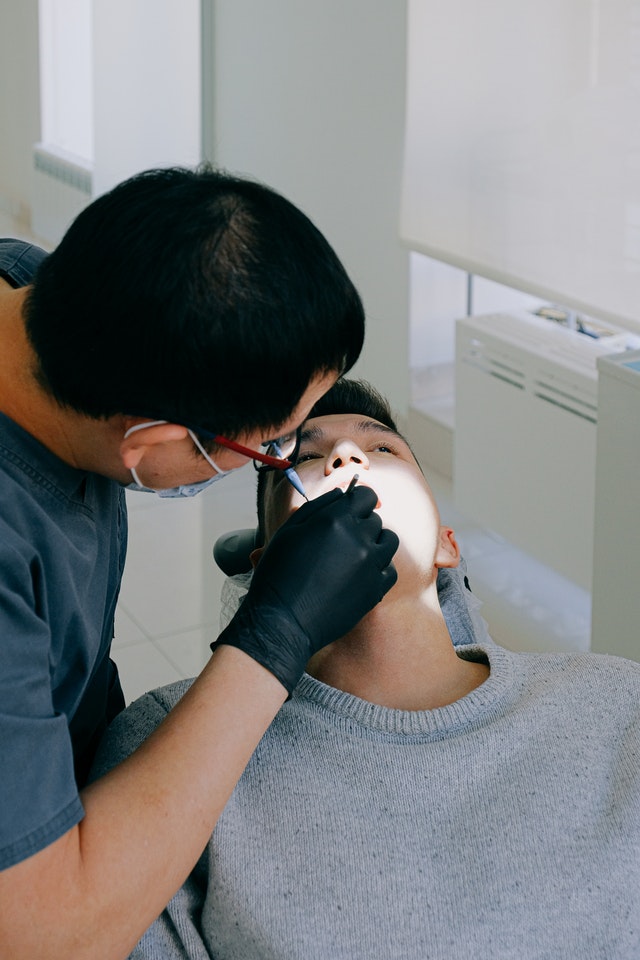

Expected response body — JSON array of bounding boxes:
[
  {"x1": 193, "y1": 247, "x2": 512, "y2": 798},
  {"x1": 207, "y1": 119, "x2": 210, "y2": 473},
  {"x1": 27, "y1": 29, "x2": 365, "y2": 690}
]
[{"x1": 306, "y1": 581, "x2": 489, "y2": 712}]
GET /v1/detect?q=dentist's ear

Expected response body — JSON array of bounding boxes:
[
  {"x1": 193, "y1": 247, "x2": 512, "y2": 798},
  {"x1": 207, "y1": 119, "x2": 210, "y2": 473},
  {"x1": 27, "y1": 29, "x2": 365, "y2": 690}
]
[
  {"x1": 435, "y1": 527, "x2": 460, "y2": 569},
  {"x1": 249, "y1": 547, "x2": 265, "y2": 570},
  {"x1": 120, "y1": 420, "x2": 190, "y2": 470}
]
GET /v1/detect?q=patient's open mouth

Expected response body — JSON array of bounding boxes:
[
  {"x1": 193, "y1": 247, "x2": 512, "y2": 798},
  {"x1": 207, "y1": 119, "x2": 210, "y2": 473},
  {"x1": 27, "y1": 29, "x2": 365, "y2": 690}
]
[
  {"x1": 337, "y1": 477, "x2": 359, "y2": 492},
  {"x1": 335, "y1": 476, "x2": 381, "y2": 509}
]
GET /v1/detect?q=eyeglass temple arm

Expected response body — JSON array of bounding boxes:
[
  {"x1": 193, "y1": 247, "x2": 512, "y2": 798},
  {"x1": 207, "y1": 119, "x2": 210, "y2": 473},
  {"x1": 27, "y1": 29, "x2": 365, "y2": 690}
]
[{"x1": 213, "y1": 435, "x2": 292, "y2": 470}]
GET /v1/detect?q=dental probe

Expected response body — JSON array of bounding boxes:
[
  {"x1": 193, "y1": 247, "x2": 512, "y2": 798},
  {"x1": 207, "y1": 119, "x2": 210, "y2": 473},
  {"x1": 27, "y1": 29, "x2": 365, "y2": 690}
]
[
  {"x1": 285, "y1": 466, "x2": 308, "y2": 500},
  {"x1": 345, "y1": 474, "x2": 359, "y2": 495},
  {"x1": 270, "y1": 442, "x2": 309, "y2": 501}
]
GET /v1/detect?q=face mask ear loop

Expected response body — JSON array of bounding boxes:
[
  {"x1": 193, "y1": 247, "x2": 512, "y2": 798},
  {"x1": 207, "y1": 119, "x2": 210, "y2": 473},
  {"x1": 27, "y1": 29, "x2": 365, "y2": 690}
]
[
  {"x1": 123, "y1": 421, "x2": 170, "y2": 491},
  {"x1": 123, "y1": 419, "x2": 169, "y2": 440},
  {"x1": 128, "y1": 465, "x2": 146, "y2": 488},
  {"x1": 189, "y1": 430, "x2": 230, "y2": 478}
]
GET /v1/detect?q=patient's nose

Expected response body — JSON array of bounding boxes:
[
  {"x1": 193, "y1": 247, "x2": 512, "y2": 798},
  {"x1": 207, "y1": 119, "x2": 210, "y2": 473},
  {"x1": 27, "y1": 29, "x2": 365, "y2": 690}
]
[{"x1": 325, "y1": 438, "x2": 369, "y2": 475}]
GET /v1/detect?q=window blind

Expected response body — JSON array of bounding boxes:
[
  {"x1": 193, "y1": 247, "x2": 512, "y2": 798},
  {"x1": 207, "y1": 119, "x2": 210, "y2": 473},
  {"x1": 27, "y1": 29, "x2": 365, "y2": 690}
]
[{"x1": 401, "y1": 0, "x2": 640, "y2": 331}]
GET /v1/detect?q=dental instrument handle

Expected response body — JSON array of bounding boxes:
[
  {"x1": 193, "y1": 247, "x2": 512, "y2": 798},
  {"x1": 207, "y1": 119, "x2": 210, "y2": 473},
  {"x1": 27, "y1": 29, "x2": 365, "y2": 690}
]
[
  {"x1": 270, "y1": 440, "x2": 308, "y2": 501},
  {"x1": 284, "y1": 465, "x2": 308, "y2": 501}
]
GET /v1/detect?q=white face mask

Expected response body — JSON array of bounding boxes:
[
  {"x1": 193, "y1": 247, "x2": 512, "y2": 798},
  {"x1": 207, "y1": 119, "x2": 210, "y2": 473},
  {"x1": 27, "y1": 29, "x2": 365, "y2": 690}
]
[{"x1": 124, "y1": 420, "x2": 231, "y2": 498}]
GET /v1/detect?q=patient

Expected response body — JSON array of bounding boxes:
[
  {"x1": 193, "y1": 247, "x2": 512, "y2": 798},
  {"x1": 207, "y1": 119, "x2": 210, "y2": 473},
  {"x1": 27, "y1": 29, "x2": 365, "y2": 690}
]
[{"x1": 93, "y1": 379, "x2": 640, "y2": 959}]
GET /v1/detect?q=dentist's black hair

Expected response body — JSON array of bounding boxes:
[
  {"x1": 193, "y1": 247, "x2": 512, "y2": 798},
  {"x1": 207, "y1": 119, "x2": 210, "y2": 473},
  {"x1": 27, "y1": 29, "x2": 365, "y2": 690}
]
[{"x1": 24, "y1": 165, "x2": 364, "y2": 441}]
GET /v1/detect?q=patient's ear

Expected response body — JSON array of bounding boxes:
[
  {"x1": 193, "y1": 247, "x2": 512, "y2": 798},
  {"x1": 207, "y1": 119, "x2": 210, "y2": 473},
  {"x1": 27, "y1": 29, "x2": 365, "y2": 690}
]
[
  {"x1": 249, "y1": 547, "x2": 264, "y2": 570},
  {"x1": 435, "y1": 526, "x2": 460, "y2": 569}
]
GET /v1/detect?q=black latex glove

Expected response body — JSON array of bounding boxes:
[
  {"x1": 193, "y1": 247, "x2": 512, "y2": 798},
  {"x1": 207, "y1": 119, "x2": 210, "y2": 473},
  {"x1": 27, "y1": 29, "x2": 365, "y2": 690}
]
[{"x1": 211, "y1": 485, "x2": 399, "y2": 693}]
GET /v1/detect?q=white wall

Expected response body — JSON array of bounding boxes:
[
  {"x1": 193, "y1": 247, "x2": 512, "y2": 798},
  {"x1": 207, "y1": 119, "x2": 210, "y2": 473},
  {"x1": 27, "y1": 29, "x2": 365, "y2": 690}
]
[
  {"x1": 402, "y1": 0, "x2": 640, "y2": 335},
  {"x1": 208, "y1": 0, "x2": 410, "y2": 414},
  {"x1": 92, "y1": 0, "x2": 201, "y2": 196},
  {"x1": 0, "y1": 0, "x2": 40, "y2": 221}
]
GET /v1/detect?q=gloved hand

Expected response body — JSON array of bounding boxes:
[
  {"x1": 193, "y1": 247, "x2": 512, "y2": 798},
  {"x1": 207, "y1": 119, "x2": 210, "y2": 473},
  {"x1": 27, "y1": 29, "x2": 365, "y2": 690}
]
[{"x1": 211, "y1": 485, "x2": 399, "y2": 693}]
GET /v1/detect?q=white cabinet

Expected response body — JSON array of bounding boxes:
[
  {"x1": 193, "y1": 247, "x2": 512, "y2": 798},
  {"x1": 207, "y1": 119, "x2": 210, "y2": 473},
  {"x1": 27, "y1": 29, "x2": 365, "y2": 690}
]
[
  {"x1": 591, "y1": 351, "x2": 640, "y2": 662},
  {"x1": 454, "y1": 312, "x2": 631, "y2": 591}
]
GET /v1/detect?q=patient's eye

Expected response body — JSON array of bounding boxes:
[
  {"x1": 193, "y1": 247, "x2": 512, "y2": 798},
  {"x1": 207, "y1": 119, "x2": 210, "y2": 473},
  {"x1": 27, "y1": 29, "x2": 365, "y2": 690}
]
[
  {"x1": 370, "y1": 441, "x2": 399, "y2": 456},
  {"x1": 295, "y1": 450, "x2": 322, "y2": 465}
]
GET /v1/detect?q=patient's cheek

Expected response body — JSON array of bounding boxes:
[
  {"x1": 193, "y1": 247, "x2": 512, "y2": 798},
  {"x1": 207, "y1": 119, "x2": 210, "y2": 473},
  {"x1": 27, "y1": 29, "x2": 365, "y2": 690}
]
[
  {"x1": 371, "y1": 473, "x2": 440, "y2": 561},
  {"x1": 265, "y1": 479, "x2": 298, "y2": 538}
]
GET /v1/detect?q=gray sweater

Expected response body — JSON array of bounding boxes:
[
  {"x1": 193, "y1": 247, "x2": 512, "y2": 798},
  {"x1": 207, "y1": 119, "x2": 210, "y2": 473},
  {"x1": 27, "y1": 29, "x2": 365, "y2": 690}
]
[{"x1": 93, "y1": 641, "x2": 640, "y2": 959}]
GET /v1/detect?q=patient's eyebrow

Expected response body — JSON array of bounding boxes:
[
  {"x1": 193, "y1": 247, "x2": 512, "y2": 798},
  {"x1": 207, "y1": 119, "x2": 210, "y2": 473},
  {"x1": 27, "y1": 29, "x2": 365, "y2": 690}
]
[
  {"x1": 299, "y1": 420, "x2": 405, "y2": 446},
  {"x1": 299, "y1": 424, "x2": 325, "y2": 445}
]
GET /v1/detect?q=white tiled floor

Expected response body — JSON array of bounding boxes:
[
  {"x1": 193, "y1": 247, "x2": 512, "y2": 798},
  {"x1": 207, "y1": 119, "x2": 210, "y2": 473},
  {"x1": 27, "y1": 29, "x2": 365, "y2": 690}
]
[{"x1": 115, "y1": 460, "x2": 592, "y2": 706}]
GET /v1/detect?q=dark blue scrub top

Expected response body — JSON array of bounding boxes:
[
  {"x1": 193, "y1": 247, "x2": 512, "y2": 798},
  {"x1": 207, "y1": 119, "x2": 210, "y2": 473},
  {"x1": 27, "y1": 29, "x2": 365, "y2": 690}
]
[{"x1": 0, "y1": 239, "x2": 127, "y2": 869}]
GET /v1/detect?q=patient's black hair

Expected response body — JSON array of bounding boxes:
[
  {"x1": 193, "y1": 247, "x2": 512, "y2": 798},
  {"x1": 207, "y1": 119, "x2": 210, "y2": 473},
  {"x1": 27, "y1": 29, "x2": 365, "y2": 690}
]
[
  {"x1": 256, "y1": 378, "x2": 402, "y2": 545},
  {"x1": 304, "y1": 377, "x2": 398, "y2": 430}
]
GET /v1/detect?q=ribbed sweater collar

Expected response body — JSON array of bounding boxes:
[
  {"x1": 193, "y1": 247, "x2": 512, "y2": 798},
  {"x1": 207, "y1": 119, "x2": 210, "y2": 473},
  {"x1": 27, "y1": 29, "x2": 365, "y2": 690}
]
[{"x1": 292, "y1": 642, "x2": 519, "y2": 741}]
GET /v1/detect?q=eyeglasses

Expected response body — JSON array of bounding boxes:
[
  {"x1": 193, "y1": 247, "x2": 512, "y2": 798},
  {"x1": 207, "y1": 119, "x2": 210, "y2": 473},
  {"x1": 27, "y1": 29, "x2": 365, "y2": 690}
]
[
  {"x1": 131, "y1": 415, "x2": 301, "y2": 472},
  {"x1": 209, "y1": 426, "x2": 302, "y2": 472}
]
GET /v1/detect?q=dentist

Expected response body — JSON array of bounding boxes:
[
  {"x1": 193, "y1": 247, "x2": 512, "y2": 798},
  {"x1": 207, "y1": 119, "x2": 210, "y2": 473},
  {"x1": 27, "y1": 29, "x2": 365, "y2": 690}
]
[{"x1": 0, "y1": 166, "x2": 398, "y2": 960}]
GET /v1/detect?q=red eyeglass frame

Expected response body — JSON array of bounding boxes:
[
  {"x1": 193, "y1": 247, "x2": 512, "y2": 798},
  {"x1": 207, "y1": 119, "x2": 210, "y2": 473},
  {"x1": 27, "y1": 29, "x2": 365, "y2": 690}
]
[
  {"x1": 211, "y1": 434, "x2": 294, "y2": 470},
  {"x1": 132, "y1": 416, "x2": 298, "y2": 470}
]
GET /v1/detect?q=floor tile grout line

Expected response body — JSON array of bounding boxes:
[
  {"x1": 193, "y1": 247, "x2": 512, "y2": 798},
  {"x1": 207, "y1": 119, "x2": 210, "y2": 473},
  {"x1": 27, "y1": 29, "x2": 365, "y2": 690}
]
[{"x1": 115, "y1": 602, "x2": 154, "y2": 643}]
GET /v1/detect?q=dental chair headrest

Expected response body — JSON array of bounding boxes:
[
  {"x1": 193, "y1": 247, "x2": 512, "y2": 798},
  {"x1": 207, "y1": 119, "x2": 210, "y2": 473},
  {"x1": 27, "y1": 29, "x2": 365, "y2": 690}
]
[{"x1": 213, "y1": 528, "x2": 257, "y2": 576}]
